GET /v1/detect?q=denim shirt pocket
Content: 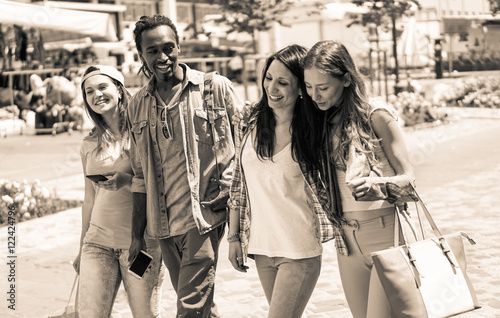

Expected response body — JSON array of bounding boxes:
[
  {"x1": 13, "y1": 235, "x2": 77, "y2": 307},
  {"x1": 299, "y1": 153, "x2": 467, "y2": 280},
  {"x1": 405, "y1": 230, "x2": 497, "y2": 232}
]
[
  {"x1": 194, "y1": 107, "x2": 227, "y2": 145},
  {"x1": 130, "y1": 120, "x2": 149, "y2": 155}
]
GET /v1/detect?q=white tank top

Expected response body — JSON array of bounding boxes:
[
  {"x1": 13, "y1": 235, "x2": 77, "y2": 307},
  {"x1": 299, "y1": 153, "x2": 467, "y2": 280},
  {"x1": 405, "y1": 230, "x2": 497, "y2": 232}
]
[{"x1": 241, "y1": 136, "x2": 322, "y2": 259}]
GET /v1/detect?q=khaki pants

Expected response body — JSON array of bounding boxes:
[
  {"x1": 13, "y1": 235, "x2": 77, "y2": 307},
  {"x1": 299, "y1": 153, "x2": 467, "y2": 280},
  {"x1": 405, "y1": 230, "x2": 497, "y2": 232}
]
[
  {"x1": 159, "y1": 224, "x2": 225, "y2": 318},
  {"x1": 337, "y1": 207, "x2": 396, "y2": 318}
]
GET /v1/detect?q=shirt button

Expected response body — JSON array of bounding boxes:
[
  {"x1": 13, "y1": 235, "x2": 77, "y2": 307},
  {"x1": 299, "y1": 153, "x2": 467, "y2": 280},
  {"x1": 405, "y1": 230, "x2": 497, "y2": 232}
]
[
  {"x1": 161, "y1": 209, "x2": 166, "y2": 213},
  {"x1": 158, "y1": 174, "x2": 161, "y2": 178},
  {"x1": 152, "y1": 123, "x2": 156, "y2": 127},
  {"x1": 210, "y1": 177, "x2": 217, "y2": 182}
]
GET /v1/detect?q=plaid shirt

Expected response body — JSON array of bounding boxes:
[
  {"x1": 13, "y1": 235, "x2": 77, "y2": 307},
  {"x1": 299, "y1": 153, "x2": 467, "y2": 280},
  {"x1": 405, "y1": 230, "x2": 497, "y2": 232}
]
[{"x1": 228, "y1": 112, "x2": 345, "y2": 259}]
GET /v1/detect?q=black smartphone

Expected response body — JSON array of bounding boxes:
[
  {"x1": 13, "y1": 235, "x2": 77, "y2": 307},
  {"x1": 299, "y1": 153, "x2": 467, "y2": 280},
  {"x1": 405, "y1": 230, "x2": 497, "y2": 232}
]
[
  {"x1": 128, "y1": 250, "x2": 153, "y2": 279},
  {"x1": 86, "y1": 174, "x2": 108, "y2": 182}
]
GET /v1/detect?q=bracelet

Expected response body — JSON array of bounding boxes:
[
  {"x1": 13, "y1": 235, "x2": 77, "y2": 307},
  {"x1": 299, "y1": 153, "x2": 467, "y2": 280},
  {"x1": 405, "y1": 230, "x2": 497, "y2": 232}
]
[{"x1": 227, "y1": 232, "x2": 240, "y2": 243}]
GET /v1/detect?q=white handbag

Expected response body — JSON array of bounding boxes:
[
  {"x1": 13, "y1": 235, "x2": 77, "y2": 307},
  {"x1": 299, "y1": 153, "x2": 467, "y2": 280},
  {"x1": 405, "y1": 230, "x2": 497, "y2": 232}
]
[{"x1": 371, "y1": 189, "x2": 480, "y2": 318}]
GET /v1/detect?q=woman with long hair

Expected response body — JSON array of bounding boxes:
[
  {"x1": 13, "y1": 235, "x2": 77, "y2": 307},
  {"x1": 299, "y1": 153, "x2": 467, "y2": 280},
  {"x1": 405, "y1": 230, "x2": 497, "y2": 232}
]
[
  {"x1": 228, "y1": 44, "x2": 335, "y2": 318},
  {"x1": 74, "y1": 65, "x2": 164, "y2": 317},
  {"x1": 303, "y1": 40, "x2": 416, "y2": 318}
]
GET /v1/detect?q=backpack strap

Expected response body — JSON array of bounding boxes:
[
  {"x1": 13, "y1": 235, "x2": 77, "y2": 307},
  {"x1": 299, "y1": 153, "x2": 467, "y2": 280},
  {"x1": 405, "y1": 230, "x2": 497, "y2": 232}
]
[{"x1": 203, "y1": 71, "x2": 221, "y2": 184}]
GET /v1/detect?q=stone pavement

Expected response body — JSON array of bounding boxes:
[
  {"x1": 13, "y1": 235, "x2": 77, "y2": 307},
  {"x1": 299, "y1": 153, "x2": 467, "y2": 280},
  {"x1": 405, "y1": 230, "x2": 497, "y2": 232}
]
[{"x1": 1, "y1": 117, "x2": 500, "y2": 318}]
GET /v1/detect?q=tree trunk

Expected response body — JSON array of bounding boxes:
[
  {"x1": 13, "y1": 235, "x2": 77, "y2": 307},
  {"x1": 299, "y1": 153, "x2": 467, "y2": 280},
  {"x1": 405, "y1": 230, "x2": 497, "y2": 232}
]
[
  {"x1": 252, "y1": 29, "x2": 258, "y2": 54},
  {"x1": 391, "y1": 14, "x2": 399, "y2": 85}
]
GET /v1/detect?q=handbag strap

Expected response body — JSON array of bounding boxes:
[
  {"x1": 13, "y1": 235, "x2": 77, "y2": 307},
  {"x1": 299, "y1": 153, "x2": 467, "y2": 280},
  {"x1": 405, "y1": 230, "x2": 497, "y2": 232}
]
[
  {"x1": 393, "y1": 187, "x2": 443, "y2": 247},
  {"x1": 65, "y1": 274, "x2": 79, "y2": 309},
  {"x1": 411, "y1": 184, "x2": 444, "y2": 239},
  {"x1": 397, "y1": 185, "x2": 473, "y2": 270}
]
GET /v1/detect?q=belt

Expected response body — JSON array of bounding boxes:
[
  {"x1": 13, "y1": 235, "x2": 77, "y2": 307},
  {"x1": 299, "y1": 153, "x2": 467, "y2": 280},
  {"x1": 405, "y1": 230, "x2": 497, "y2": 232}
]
[{"x1": 344, "y1": 212, "x2": 394, "y2": 231}]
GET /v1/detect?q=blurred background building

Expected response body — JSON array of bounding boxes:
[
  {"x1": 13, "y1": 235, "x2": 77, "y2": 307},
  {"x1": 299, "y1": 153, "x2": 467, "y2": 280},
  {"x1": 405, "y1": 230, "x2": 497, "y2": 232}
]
[{"x1": 0, "y1": 0, "x2": 499, "y2": 84}]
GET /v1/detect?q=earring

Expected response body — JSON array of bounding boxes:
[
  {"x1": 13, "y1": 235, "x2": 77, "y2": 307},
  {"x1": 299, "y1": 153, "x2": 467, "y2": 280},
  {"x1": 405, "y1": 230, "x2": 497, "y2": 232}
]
[{"x1": 344, "y1": 73, "x2": 351, "y2": 87}]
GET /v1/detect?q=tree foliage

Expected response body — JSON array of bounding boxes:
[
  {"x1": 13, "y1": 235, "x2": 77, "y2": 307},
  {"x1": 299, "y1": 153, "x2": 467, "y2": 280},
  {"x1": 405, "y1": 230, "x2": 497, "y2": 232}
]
[
  {"x1": 209, "y1": 0, "x2": 324, "y2": 52},
  {"x1": 209, "y1": 0, "x2": 295, "y2": 34},
  {"x1": 490, "y1": 0, "x2": 500, "y2": 14},
  {"x1": 351, "y1": 1, "x2": 420, "y2": 84}
]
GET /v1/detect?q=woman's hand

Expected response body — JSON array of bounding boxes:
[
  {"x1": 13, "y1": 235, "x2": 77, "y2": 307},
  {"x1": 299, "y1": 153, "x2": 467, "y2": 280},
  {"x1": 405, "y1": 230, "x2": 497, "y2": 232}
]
[
  {"x1": 346, "y1": 177, "x2": 372, "y2": 199},
  {"x1": 96, "y1": 171, "x2": 132, "y2": 191},
  {"x1": 128, "y1": 237, "x2": 146, "y2": 265},
  {"x1": 232, "y1": 101, "x2": 253, "y2": 126},
  {"x1": 73, "y1": 252, "x2": 81, "y2": 274},
  {"x1": 228, "y1": 242, "x2": 248, "y2": 273}
]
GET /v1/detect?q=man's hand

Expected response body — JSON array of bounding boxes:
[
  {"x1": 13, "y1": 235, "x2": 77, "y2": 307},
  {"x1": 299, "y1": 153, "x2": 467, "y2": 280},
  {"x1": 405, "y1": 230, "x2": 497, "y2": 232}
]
[{"x1": 200, "y1": 185, "x2": 229, "y2": 212}]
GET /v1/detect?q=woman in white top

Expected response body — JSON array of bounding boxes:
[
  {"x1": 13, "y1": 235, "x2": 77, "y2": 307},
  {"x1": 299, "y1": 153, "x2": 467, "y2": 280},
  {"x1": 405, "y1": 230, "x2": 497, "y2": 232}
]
[
  {"x1": 73, "y1": 65, "x2": 164, "y2": 317},
  {"x1": 228, "y1": 45, "x2": 336, "y2": 318},
  {"x1": 303, "y1": 40, "x2": 416, "y2": 318}
]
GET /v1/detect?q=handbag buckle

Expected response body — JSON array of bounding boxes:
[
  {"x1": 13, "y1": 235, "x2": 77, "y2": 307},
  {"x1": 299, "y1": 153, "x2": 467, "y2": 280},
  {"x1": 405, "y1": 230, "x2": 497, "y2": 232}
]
[{"x1": 439, "y1": 238, "x2": 460, "y2": 268}]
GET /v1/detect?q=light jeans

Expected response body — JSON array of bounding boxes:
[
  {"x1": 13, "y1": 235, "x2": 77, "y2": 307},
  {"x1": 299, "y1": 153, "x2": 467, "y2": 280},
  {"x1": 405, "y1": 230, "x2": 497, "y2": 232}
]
[
  {"x1": 337, "y1": 207, "x2": 396, "y2": 318},
  {"x1": 254, "y1": 255, "x2": 321, "y2": 318},
  {"x1": 78, "y1": 242, "x2": 164, "y2": 318}
]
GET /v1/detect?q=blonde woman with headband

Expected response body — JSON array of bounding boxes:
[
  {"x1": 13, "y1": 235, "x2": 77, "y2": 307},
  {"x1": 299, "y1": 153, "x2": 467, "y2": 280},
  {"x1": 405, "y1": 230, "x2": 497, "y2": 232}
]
[{"x1": 74, "y1": 65, "x2": 164, "y2": 317}]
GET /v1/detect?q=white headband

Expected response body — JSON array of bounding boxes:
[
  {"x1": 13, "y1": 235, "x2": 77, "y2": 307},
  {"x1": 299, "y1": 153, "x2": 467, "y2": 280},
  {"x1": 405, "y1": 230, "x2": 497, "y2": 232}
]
[{"x1": 81, "y1": 65, "x2": 125, "y2": 87}]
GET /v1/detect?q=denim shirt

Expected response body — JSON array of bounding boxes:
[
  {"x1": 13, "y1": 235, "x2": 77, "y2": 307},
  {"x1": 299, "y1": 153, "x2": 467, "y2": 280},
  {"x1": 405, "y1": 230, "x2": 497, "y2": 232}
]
[
  {"x1": 127, "y1": 64, "x2": 240, "y2": 238},
  {"x1": 228, "y1": 112, "x2": 336, "y2": 260}
]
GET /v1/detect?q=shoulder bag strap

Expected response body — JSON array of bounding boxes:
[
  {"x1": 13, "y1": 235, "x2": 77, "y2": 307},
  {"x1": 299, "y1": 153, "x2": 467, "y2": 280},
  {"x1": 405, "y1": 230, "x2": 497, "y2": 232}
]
[
  {"x1": 203, "y1": 71, "x2": 221, "y2": 185},
  {"x1": 65, "y1": 274, "x2": 79, "y2": 312},
  {"x1": 411, "y1": 185, "x2": 443, "y2": 239}
]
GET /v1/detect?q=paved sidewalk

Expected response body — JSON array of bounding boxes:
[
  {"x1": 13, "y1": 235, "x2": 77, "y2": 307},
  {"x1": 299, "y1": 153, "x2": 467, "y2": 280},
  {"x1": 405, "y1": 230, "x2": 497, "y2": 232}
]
[{"x1": 1, "y1": 118, "x2": 500, "y2": 317}]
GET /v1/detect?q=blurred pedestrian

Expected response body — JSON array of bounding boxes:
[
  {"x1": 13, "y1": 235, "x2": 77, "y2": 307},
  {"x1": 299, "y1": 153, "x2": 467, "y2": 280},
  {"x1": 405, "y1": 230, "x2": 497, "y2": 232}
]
[
  {"x1": 30, "y1": 94, "x2": 47, "y2": 128},
  {"x1": 0, "y1": 24, "x2": 6, "y2": 71},
  {"x1": 228, "y1": 53, "x2": 243, "y2": 83},
  {"x1": 5, "y1": 25, "x2": 16, "y2": 70},
  {"x1": 14, "y1": 25, "x2": 27, "y2": 67},
  {"x1": 127, "y1": 15, "x2": 242, "y2": 317},
  {"x1": 302, "y1": 40, "x2": 416, "y2": 318},
  {"x1": 75, "y1": 65, "x2": 164, "y2": 317},
  {"x1": 228, "y1": 44, "x2": 335, "y2": 318}
]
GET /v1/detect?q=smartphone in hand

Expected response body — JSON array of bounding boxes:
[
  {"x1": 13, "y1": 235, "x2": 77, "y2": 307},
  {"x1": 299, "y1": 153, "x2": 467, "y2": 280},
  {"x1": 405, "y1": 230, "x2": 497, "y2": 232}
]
[
  {"x1": 128, "y1": 250, "x2": 153, "y2": 279},
  {"x1": 86, "y1": 174, "x2": 108, "y2": 182}
]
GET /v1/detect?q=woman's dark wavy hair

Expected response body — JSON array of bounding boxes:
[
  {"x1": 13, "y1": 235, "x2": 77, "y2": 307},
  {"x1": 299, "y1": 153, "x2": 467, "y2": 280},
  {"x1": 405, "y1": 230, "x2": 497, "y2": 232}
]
[
  {"x1": 303, "y1": 40, "x2": 377, "y2": 169},
  {"x1": 251, "y1": 44, "x2": 319, "y2": 165},
  {"x1": 133, "y1": 15, "x2": 180, "y2": 78},
  {"x1": 81, "y1": 66, "x2": 131, "y2": 155}
]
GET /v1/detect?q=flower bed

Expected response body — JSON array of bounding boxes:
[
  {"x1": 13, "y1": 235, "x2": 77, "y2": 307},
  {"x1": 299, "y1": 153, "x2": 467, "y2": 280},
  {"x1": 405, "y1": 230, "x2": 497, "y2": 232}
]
[
  {"x1": 387, "y1": 91, "x2": 447, "y2": 127},
  {"x1": 388, "y1": 75, "x2": 500, "y2": 126},
  {"x1": 0, "y1": 179, "x2": 82, "y2": 226}
]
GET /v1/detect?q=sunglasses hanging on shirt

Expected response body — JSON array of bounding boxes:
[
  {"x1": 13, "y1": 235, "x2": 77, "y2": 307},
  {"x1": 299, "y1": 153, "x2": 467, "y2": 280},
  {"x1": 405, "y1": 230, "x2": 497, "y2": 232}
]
[
  {"x1": 155, "y1": 90, "x2": 175, "y2": 140},
  {"x1": 160, "y1": 106, "x2": 173, "y2": 139}
]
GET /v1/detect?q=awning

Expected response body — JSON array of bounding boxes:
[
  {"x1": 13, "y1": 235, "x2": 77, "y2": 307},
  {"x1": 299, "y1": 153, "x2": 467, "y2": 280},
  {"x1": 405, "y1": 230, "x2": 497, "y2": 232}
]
[
  {"x1": 0, "y1": 0, "x2": 117, "y2": 41},
  {"x1": 442, "y1": 14, "x2": 500, "y2": 34},
  {"x1": 43, "y1": 37, "x2": 93, "y2": 52}
]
